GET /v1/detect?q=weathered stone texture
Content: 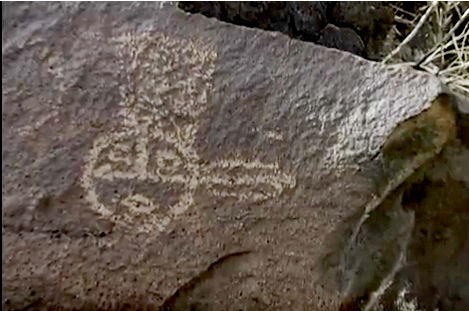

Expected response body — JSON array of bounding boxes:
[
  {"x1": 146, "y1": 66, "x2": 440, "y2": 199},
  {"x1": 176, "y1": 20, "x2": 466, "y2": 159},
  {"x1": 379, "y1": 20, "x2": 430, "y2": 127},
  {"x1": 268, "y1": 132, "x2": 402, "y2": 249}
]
[{"x1": 3, "y1": 3, "x2": 466, "y2": 310}]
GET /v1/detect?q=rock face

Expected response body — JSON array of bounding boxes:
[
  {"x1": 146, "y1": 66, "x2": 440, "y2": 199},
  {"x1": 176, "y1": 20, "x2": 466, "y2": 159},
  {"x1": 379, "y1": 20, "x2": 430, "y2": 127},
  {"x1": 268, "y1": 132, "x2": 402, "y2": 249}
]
[
  {"x1": 317, "y1": 24, "x2": 365, "y2": 56},
  {"x1": 2, "y1": 3, "x2": 468, "y2": 310},
  {"x1": 178, "y1": 1, "x2": 394, "y2": 59}
]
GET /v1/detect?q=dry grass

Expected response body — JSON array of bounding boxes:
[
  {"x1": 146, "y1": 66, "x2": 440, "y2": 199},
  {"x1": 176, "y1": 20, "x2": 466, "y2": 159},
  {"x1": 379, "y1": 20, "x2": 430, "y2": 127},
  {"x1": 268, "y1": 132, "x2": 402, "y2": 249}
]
[{"x1": 384, "y1": 2, "x2": 469, "y2": 98}]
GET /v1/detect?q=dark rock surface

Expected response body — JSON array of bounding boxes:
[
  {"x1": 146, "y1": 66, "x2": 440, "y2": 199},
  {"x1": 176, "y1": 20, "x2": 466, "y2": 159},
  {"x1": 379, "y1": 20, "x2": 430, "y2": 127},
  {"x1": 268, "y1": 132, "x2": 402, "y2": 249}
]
[
  {"x1": 286, "y1": 2, "x2": 329, "y2": 41},
  {"x1": 2, "y1": 2, "x2": 468, "y2": 310},
  {"x1": 330, "y1": 1, "x2": 394, "y2": 59},
  {"x1": 179, "y1": 1, "x2": 291, "y2": 34},
  {"x1": 318, "y1": 24, "x2": 365, "y2": 56},
  {"x1": 321, "y1": 95, "x2": 469, "y2": 311},
  {"x1": 178, "y1": 1, "x2": 394, "y2": 59}
]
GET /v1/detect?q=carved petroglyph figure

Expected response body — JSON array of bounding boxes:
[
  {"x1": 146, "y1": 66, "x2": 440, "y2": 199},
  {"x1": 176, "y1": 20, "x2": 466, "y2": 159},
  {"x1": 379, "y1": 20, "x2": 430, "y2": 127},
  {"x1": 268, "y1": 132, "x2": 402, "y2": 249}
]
[{"x1": 81, "y1": 33, "x2": 295, "y2": 233}]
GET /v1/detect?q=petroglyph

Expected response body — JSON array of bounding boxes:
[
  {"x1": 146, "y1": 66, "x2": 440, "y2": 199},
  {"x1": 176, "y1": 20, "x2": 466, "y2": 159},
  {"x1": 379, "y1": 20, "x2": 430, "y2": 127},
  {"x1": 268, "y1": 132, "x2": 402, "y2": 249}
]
[{"x1": 81, "y1": 32, "x2": 295, "y2": 233}]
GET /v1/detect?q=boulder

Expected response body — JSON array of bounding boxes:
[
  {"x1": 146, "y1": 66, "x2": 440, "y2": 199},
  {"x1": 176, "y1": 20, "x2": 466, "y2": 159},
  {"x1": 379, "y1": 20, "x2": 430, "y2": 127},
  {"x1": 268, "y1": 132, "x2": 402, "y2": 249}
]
[
  {"x1": 2, "y1": 3, "x2": 468, "y2": 310},
  {"x1": 317, "y1": 24, "x2": 365, "y2": 56}
]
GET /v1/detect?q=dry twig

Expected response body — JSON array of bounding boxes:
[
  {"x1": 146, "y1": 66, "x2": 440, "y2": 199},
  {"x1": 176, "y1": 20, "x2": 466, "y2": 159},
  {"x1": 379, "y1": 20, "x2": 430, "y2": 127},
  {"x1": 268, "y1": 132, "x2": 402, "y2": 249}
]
[{"x1": 383, "y1": 1, "x2": 438, "y2": 64}]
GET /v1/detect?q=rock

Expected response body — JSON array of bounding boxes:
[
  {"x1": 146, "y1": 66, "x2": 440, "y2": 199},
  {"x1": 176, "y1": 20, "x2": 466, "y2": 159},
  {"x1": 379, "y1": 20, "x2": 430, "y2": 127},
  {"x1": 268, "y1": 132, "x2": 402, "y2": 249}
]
[
  {"x1": 321, "y1": 95, "x2": 469, "y2": 311},
  {"x1": 178, "y1": 1, "x2": 224, "y2": 19},
  {"x1": 177, "y1": 2, "x2": 396, "y2": 59},
  {"x1": 330, "y1": 2, "x2": 394, "y2": 59},
  {"x1": 286, "y1": 2, "x2": 329, "y2": 40},
  {"x1": 2, "y1": 2, "x2": 467, "y2": 310},
  {"x1": 318, "y1": 24, "x2": 365, "y2": 56},
  {"x1": 178, "y1": 1, "x2": 290, "y2": 33},
  {"x1": 330, "y1": 2, "x2": 394, "y2": 35}
]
